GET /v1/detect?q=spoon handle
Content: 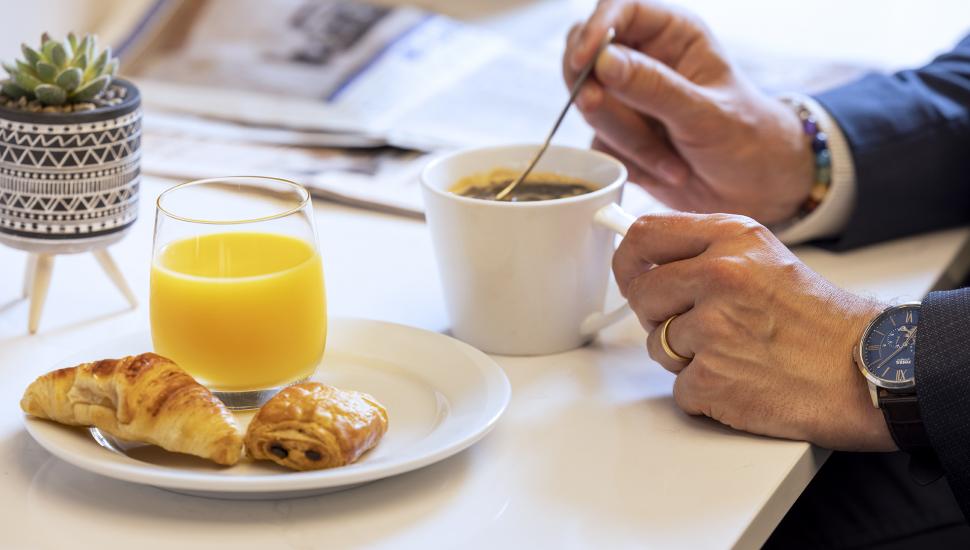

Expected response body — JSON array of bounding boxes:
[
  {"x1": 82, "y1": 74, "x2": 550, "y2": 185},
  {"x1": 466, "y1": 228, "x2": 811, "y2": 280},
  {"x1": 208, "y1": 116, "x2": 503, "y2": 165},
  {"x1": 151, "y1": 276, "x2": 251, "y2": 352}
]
[{"x1": 495, "y1": 27, "x2": 616, "y2": 201}]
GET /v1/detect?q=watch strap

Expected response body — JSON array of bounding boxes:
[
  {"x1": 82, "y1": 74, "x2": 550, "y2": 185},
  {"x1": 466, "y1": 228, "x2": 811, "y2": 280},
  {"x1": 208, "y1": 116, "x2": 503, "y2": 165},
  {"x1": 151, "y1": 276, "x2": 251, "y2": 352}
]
[{"x1": 878, "y1": 389, "x2": 933, "y2": 452}]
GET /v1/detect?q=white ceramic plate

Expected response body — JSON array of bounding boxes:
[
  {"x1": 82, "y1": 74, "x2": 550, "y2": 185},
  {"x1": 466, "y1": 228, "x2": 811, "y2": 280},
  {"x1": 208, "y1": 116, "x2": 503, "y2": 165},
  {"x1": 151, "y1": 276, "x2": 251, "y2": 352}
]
[{"x1": 23, "y1": 318, "x2": 511, "y2": 499}]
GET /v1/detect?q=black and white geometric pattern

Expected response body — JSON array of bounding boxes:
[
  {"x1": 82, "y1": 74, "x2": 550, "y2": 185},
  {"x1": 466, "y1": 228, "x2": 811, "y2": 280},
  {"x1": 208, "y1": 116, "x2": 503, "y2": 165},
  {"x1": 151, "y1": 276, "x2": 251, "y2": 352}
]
[{"x1": 0, "y1": 109, "x2": 141, "y2": 241}]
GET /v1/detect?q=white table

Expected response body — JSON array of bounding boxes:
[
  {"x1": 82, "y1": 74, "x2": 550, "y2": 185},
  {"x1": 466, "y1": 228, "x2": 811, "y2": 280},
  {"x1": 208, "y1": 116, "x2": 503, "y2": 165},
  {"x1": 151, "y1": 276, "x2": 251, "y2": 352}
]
[
  {"x1": 0, "y1": 175, "x2": 967, "y2": 550},
  {"x1": 3, "y1": 1, "x2": 970, "y2": 548}
]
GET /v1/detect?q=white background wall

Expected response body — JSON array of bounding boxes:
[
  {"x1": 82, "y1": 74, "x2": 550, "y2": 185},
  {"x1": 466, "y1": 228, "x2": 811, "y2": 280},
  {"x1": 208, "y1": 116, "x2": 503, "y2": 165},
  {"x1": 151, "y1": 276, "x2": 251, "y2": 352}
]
[{"x1": 0, "y1": 0, "x2": 122, "y2": 61}]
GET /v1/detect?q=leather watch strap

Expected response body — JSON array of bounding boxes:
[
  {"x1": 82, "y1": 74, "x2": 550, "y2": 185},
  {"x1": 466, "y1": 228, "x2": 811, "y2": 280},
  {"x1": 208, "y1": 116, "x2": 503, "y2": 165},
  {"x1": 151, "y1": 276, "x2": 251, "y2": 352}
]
[{"x1": 878, "y1": 389, "x2": 932, "y2": 451}]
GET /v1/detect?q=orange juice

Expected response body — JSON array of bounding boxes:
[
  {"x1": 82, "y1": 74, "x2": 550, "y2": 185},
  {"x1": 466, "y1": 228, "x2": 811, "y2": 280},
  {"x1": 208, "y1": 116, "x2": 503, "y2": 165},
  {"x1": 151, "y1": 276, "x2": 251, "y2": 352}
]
[{"x1": 150, "y1": 231, "x2": 326, "y2": 391}]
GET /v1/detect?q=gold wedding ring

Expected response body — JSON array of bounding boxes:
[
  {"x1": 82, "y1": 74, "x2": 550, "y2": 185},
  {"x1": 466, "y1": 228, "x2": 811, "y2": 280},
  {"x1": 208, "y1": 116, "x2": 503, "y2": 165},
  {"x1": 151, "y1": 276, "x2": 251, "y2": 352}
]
[{"x1": 660, "y1": 314, "x2": 692, "y2": 363}]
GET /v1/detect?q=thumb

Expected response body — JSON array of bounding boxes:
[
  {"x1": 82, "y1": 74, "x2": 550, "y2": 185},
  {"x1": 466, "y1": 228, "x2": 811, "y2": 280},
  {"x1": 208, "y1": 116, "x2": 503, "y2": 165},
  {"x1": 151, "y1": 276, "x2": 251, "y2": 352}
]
[{"x1": 594, "y1": 44, "x2": 709, "y2": 130}]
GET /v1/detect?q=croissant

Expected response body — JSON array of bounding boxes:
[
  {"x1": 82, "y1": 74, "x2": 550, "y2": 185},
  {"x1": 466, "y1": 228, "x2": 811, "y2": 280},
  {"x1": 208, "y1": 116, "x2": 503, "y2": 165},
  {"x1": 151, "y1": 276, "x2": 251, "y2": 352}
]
[
  {"x1": 21, "y1": 353, "x2": 243, "y2": 465},
  {"x1": 245, "y1": 382, "x2": 388, "y2": 471}
]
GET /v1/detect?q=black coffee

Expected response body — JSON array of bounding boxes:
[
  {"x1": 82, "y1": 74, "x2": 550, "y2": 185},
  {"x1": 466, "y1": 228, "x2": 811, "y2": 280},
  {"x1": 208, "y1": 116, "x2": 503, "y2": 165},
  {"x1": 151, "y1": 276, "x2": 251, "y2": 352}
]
[{"x1": 451, "y1": 170, "x2": 597, "y2": 202}]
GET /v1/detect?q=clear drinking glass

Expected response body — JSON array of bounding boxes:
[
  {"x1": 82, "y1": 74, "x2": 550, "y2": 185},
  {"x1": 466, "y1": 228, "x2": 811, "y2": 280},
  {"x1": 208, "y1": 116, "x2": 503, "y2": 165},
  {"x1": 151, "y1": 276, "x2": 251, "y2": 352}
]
[{"x1": 150, "y1": 176, "x2": 326, "y2": 409}]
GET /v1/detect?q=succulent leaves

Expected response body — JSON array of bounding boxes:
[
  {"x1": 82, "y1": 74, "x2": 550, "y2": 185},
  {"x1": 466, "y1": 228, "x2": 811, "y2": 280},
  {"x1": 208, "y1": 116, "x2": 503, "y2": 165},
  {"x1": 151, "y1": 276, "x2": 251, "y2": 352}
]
[
  {"x1": 35, "y1": 84, "x2": 66, "y2": 105},
  {"x1": 1, "y1": 32, "x2": 118, "y2": 106}
]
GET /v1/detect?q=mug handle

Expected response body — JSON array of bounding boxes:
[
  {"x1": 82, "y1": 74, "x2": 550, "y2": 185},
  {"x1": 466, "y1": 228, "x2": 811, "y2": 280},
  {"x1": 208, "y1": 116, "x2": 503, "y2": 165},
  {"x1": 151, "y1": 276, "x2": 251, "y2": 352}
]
[{"x1": 579, "y1": 203, "x2": 637, "y2": 336}]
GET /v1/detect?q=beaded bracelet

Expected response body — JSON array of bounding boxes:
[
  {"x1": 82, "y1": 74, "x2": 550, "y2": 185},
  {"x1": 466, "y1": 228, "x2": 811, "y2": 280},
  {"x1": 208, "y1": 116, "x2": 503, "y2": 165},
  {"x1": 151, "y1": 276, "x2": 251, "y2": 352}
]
[{"x1": 781, "y1": 97, "x2": 832, "y2": 218}]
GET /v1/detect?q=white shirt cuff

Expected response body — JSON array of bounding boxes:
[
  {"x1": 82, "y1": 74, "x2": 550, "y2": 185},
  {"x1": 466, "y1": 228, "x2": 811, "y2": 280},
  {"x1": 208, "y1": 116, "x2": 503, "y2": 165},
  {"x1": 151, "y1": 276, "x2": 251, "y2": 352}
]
[{"x1": 773, "y1": 94, "x2": 856, "y2": 245}]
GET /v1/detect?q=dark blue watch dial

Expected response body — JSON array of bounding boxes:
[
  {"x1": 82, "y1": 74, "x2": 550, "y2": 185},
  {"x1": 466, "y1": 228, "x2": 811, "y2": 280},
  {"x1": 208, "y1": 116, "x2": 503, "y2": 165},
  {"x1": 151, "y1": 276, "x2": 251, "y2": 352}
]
[{"x1": 863, "y1": 305, "x2": 919, "y2": 384}]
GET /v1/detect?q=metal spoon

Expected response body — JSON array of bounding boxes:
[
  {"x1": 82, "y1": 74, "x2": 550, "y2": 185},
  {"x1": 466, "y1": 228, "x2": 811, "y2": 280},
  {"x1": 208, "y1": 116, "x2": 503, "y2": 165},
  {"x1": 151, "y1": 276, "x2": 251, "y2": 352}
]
[{"x1": 494, "y1": 27, "x2": 616, "y2": 201}]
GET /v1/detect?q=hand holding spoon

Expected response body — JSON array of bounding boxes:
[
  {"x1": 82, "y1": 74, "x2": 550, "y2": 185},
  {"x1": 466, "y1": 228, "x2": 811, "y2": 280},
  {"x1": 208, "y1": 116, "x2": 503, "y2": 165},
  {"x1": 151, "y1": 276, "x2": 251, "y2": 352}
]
[{"x1": 494, "y1": 27, "x2": 616, "y2": 201}]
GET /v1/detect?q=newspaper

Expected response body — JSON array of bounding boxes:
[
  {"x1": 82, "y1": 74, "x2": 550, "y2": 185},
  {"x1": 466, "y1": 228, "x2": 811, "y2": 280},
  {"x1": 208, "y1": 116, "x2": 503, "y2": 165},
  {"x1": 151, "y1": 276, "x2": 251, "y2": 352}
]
[
  {"x1": 128, "y1": 0, "x2": 590, "y2": 150},
  {"x1": 141, "y1": 126, "x2": 429, "y2": 218},
  {"x1": 123, "y1": 0, "x2": 592, "y2": 215}
]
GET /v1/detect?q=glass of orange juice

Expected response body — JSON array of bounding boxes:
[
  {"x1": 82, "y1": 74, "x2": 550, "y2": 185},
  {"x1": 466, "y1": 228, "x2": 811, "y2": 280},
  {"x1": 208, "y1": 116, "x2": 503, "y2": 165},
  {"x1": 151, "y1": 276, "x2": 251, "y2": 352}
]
[{"x1": 150, "y1": 176, "x2": 326, "y2": 409}]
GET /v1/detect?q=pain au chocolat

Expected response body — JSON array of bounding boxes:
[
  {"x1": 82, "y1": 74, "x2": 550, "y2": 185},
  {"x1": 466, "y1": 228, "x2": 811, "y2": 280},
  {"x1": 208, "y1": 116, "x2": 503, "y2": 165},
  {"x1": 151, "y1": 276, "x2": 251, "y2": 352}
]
[{"x1": 245, "y1": 382, "x2": 388, "y2": 471}]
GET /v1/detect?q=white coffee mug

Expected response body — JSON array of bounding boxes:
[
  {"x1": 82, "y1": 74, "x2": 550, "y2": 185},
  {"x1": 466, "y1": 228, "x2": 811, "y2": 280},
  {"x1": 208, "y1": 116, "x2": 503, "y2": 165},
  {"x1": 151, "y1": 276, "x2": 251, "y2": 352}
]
[{"x1": 421, "y1": 144, "x2": 636, "y2": 355}]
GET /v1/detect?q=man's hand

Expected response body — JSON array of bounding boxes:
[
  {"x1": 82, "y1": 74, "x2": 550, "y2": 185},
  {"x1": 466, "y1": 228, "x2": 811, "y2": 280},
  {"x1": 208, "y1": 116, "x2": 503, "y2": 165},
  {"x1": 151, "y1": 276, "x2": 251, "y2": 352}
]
[
  {"x1": 614, "y1": 212, "x2": 894, "y2": 451},
  {"x1": 564, "y1": 0, "x2": 816, "y2": 225}
]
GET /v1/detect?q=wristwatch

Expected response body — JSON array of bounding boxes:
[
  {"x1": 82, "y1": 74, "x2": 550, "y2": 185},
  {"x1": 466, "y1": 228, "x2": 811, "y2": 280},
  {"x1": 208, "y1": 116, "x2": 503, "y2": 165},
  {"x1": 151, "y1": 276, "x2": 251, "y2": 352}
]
[{"x1": 854, "y1": 302, "x2": 932, "y2": 452}]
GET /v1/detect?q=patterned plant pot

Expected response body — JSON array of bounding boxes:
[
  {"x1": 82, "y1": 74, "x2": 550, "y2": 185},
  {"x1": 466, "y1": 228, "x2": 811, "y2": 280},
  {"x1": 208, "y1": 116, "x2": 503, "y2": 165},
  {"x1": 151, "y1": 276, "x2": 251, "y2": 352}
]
[{"x1": 0, "y1": 79, "x2": 141, "y2": 254}]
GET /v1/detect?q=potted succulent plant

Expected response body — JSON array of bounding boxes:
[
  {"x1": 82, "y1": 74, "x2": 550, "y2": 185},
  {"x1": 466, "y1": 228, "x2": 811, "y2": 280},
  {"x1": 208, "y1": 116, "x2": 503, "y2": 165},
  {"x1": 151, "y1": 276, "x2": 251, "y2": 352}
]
[{"x1": 0, "y1": 33, "x2": 140, "y2": 333}]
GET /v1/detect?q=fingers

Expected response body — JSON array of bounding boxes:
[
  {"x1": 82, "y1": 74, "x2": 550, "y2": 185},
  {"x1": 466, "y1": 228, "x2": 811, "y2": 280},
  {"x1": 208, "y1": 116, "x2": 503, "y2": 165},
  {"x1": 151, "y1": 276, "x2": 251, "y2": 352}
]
[
  {"x1": 646, "y1": 309, "x2": 696, "y2": 374},
  {"x1": 623, "y1": 258, "x2": 697, "y2": 323},
  {"x1": 592, "y1": 138, "x2": 703, "y2": 209},
  {"x1": 570, "y1": 0, "x2": 627, "y2": 71},
  {"x1": 579, "y1": 92, "x2": 690, "y2": 186},
  {"x1": 568, "y1": 1, "x2": 716, "y2": 134},
  {"x1": 591, "y1": 137, "x2": 666, "y2": 189},
  {"x1": 575, "y1": 79, "x2": 604, "y2": 112},
  {"x1": 594, "y1": 44, "x2": 708, "y2": 128},
  {"x1": 625, "y1": 260, "x2": 699, "y2": 376},
  {"x1": 613, "y1": 212, "x2": 735, "y2": 297},
  {"x1": 565, "y1": 25, "x2": 611, "y2": 115},
  {"x1": 570, "y1": 0, "x2": 676, "y2": 72},
  {"x1": 672, "y1": 364, "x2": 706, "y2": 416},
  {"x1": 567, "y1": 23, "x2": 689, "y2": 187},
  {"x1": 562, "y1": 23, "x2": 584, "y2": 88}
]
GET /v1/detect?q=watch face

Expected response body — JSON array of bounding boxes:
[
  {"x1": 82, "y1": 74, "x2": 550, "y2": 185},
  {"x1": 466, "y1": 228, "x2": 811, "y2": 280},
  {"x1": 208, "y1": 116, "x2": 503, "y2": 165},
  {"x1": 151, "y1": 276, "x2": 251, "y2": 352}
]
[{"x1": 861, "y1": 304, "x2": 919, "y2": 387}]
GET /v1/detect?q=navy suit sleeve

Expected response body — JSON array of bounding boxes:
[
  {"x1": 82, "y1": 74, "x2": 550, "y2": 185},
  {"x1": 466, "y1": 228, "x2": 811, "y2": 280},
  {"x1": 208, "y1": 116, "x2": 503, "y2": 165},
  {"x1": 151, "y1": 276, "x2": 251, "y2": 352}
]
[
  {"x1": 812, "y1": 35, "x2": 970, "y2": 249},
  {"x1": 916, "y1": 288, "x2": 970, "y2": 519}
]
